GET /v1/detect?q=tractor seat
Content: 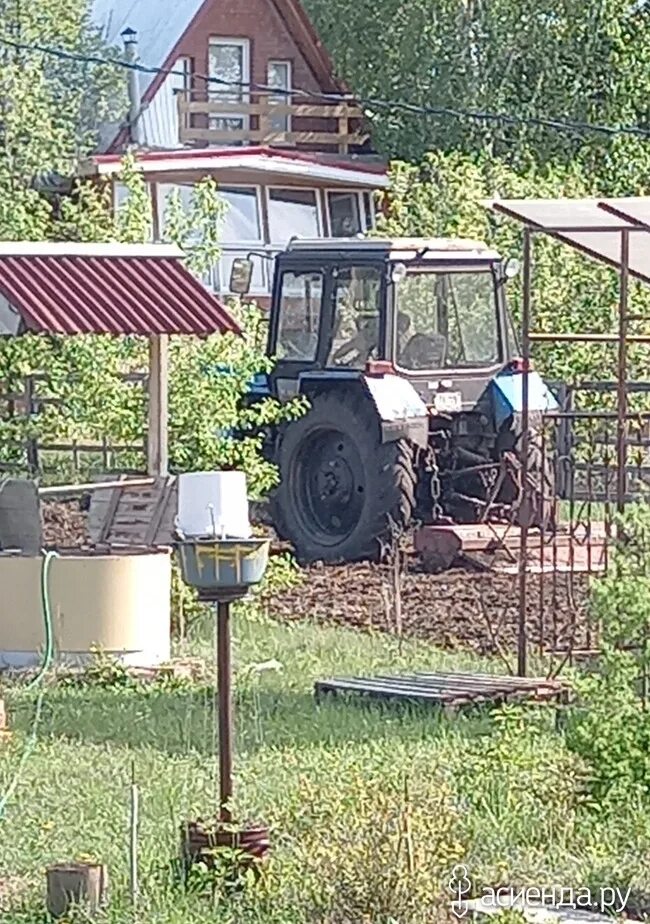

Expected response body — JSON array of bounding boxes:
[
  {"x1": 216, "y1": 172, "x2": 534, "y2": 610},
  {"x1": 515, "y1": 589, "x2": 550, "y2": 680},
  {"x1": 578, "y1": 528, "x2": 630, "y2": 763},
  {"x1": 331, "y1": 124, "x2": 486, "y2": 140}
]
[{"x1": 401, "y1": 333, "x2": 447, "y2": 370}]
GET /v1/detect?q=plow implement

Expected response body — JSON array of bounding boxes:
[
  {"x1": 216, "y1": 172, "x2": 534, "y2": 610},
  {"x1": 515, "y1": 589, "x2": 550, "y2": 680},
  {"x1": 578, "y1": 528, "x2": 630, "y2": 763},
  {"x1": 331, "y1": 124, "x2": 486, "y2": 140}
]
[{"x1": 414, "y1": 521, "x2": 610, "y2": 575}]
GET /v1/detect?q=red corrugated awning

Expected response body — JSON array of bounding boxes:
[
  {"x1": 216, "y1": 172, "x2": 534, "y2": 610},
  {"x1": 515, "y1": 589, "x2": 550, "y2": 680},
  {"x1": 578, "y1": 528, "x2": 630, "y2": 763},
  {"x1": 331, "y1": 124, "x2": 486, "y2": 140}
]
[{"x1": 0, "y1": 242, "x2": 241, "y2": 336}]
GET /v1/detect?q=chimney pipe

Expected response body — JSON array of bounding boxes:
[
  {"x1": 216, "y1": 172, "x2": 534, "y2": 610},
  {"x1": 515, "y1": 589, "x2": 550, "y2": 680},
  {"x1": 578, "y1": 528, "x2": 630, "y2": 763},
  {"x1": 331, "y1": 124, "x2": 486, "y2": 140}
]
[{"x1": 121, "y1": 27, "x2": 143, "y2": 146}]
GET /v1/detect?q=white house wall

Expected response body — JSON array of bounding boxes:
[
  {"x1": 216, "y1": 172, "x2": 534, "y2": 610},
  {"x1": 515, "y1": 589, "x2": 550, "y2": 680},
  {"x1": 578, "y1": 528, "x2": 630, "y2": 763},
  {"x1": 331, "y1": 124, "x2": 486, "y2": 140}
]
[{"x1": 141, "y1": 71, "x2": 183, "y2": 149}]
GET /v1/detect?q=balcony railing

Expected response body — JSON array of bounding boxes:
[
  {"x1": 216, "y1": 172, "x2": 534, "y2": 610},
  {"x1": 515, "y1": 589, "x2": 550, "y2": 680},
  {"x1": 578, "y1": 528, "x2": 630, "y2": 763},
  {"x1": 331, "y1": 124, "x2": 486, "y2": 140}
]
[{"x1": 176, "y1": 91, "x2": 368, "y2": 153}]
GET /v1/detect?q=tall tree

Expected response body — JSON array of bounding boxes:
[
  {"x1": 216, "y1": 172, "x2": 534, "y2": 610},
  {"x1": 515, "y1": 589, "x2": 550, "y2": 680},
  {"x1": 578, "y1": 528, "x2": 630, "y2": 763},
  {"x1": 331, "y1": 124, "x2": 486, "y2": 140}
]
[
  {"x1": 305, "y1": 0, "x2": 650, "y2": 164},
  {"x1": 0, "y1": 0, "x2": 124, "y2": 240}
]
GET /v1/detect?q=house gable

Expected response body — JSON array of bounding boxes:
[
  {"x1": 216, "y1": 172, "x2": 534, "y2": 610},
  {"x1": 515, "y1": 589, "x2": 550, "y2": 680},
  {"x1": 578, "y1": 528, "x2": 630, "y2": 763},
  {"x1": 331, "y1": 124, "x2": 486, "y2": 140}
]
[{"x1": 91, "y1": 0, "x2": 344, "y2": 111}]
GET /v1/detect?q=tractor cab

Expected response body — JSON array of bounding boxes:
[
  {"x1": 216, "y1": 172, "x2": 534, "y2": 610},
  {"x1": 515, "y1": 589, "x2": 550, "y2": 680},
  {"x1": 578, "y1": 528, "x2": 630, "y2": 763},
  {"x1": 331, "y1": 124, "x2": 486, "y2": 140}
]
[{"x1": 233, "y1": 237, "x2": 520, "y2": 410}]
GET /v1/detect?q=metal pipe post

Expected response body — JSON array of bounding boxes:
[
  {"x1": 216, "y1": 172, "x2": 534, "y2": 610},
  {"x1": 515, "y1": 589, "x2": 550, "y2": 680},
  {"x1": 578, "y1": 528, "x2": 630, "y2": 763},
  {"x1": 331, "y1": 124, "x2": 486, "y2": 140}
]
[
  {"x1": 517, "y1": 227, "x2": 532, "y2": 677},
  {"x1": 616, "y1": 228, "x2": 630, "y2": 513},
  {"x1": 217, "y1": 600, "x2": 233, "y2": 823}
]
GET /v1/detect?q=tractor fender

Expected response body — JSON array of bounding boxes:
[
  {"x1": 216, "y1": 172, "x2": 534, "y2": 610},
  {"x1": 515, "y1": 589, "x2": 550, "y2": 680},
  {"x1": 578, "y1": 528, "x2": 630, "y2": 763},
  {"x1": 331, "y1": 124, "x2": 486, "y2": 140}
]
[
  {"x1": 298, "y1": 370, "x2": 429, "y2": 447},
  {"x1": 490, "y1": 369, "x2": 559, "y2": 429}
]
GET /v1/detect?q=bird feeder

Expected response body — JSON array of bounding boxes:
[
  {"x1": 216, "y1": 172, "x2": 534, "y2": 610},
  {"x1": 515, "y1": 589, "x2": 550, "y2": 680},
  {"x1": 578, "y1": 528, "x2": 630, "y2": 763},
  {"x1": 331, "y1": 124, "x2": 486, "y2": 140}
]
[{"x1": 175, "y1": 471, "x2": 270, "y2": 870}]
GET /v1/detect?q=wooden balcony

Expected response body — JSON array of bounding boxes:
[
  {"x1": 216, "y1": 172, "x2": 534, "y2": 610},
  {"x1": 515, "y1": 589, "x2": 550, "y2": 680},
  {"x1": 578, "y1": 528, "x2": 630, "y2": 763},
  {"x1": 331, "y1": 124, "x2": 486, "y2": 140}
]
[{"x1": 176, "y1": 91, "x2": 369, "y2": 153}]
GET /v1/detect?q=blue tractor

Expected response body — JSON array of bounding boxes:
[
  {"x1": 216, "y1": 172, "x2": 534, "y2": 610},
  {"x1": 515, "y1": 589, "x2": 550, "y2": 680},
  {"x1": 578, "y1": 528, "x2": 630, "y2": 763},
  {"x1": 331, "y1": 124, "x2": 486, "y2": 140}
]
[{"x1": 233, "y1": 237, "x2": 558, "y2": 563}]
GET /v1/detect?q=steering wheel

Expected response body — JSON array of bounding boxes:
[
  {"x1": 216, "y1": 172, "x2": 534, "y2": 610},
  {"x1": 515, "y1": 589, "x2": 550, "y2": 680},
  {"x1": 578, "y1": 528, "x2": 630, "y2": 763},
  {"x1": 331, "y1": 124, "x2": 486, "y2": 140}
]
[{"x1": 402, "y1": 333, "x2": 447, "y2": 369}]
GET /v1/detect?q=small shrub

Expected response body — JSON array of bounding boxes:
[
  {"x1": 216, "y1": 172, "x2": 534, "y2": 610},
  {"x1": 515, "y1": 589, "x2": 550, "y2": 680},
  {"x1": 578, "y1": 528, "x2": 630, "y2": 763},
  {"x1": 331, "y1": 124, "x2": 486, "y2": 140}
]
[
  {"x1": 293, "y1": 769, "x2": 466, "y2": 923},
  {"x1": 565, "y1": 504, "x2": 650, "y2": 800}
]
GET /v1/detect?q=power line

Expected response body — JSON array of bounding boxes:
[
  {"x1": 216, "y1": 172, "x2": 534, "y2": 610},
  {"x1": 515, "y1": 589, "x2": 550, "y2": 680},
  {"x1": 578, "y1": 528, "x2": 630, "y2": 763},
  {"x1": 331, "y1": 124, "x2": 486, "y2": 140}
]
[{"x1": 2, "y1": 35, "x2": 650, "y2": 140}]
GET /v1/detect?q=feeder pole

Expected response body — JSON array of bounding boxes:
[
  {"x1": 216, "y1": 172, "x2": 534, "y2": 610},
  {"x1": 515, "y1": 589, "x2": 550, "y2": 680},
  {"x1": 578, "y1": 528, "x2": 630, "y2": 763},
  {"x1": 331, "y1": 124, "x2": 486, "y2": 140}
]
[{"x1": 216, "y1": 599, "x2": 233, "y2": 823}]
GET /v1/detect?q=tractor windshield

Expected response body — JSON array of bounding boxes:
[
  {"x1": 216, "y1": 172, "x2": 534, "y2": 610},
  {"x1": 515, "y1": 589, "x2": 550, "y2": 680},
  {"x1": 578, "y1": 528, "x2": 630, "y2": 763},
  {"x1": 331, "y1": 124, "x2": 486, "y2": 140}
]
[{"x1": 395, "y1": 267, "x2": 500, "y2": 370}]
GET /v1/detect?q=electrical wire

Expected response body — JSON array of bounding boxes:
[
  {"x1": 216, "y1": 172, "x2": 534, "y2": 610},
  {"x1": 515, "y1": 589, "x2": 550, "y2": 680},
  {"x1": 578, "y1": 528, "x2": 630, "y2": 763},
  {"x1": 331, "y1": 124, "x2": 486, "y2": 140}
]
[
  {"x1": 2, "y1": 35, "x2": 650, "y2": 140},
  {"x1": 0, "y1": 550, "x2": 57, "y2": 819}
]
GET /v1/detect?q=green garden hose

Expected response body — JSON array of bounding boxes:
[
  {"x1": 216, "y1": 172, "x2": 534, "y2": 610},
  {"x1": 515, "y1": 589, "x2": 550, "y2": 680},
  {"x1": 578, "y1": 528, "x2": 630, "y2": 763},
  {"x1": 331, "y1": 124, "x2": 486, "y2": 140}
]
[
  {"x1": 27, "y1": 550, "x2": 57, "y2": 690},
  {"x1": 0, "y1": 549, "x2": 58, "y2": 818}
]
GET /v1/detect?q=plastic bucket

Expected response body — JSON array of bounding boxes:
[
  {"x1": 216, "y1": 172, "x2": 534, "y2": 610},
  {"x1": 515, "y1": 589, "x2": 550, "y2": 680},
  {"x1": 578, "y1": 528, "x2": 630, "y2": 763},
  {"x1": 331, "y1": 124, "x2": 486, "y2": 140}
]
[{"x1": 177, "y1": 471, "x2": 251, "y2": 539}]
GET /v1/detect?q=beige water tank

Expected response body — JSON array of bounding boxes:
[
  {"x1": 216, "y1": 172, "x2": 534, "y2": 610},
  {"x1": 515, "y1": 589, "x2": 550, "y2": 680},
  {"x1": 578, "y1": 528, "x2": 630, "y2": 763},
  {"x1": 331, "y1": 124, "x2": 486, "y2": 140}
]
[{"x1": 0, "y1": 549, "x2": 171, "y2": 669}]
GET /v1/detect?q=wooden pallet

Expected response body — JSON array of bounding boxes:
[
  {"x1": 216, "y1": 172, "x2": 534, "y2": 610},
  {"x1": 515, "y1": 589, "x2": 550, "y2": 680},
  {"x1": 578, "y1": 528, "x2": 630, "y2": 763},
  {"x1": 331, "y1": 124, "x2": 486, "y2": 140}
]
[
  {"x1": 87, "y1": 475, "x2": 178, "y2": 547},
  {"x1": 314, "y1": 670, "x2": 567, "y2": 709}
]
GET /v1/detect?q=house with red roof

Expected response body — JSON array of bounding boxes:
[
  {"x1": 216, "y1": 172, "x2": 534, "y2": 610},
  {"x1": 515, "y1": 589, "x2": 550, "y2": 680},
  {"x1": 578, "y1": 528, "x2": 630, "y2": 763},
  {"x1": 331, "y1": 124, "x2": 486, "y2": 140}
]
[{"x1": 85, "y1": 0, "x2": 387, "y2": 299}]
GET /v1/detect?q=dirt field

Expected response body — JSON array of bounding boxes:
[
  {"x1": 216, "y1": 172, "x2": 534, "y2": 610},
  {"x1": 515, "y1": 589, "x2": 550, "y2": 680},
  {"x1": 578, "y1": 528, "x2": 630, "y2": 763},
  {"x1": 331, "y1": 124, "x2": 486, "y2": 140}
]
[
  {"x1": 262, "y1": 559, "x2": 593, "y2": 658},
  {"x1": 41, "y1": 498, "x2": 594, "y2": 658},
  {"x1": 41, "y1": 499, "x2": 88, "y2": 547}
]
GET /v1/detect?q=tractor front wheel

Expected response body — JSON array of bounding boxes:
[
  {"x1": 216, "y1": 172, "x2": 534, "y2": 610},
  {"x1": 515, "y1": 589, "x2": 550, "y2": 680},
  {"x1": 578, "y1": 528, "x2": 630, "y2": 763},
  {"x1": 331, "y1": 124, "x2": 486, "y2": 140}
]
[{"x1": 271, "y1": 390, "x2": 416, "y2": 563}]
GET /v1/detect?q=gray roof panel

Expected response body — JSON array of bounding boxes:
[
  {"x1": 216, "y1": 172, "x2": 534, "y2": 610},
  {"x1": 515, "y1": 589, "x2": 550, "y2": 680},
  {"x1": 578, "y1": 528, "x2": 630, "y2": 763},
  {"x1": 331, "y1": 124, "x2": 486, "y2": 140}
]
[{"x1": 91, "y1": 0, "x2": 205, "y2": 94}]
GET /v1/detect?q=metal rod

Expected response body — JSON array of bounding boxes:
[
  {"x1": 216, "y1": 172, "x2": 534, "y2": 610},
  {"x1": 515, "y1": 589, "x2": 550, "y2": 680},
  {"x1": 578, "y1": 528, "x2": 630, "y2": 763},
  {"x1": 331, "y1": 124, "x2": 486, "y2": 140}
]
[
  {"x1": 517, "y1": 227, "x2": 532, "y2": 678},
  {"x1": 526, "y1": 223, "x2": 644, "y2": 233},
  {"x1": 129, "y1": 760, "x2": 139, "y2": 911},
  {"x1": 530, "y1": 332, "x2": 650, "y2": 344},
  {"x1": 616, "y1": 228, "x2": 630, "y2": 513},
  {"x1": 545, "y1": 411, "x2": 650, "y2": 421},
  {"x1": 217, "y1": 600, "x2": 233, "y2": 823},
  {"x1": 38, "y1": 477, "x2": 155, "y2": 496}
]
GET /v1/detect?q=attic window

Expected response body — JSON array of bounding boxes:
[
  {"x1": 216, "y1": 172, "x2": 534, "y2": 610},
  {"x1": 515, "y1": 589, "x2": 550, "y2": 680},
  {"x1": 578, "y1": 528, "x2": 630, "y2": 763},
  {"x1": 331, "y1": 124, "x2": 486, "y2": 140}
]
[{"x1": 209, "y1": 38, "x2": 250, "y2": 137}]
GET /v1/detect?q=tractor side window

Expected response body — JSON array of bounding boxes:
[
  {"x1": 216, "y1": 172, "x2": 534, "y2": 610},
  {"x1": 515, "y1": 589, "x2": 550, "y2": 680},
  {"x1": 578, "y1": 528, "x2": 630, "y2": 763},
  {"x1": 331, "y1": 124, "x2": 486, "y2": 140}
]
[
  {"x1": 276, "y1": 271, "x2": 323, "y2": 362},
  {"x1": 327, "y1": 266, "x2": 382, "y2": 368}
]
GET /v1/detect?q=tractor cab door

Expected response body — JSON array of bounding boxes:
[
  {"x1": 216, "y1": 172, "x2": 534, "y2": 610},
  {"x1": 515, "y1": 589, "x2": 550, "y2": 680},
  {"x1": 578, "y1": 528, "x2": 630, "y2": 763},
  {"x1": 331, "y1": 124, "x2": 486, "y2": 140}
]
[
  {"x1": 268, "y1": 264, "x2": 327, "y2": 400},
  {"x1": 324, "y1": 264, "x2": 385, "y2": 370},
  {"x1": 268, "y1": 260, "x2": 387, "y2": 400}
]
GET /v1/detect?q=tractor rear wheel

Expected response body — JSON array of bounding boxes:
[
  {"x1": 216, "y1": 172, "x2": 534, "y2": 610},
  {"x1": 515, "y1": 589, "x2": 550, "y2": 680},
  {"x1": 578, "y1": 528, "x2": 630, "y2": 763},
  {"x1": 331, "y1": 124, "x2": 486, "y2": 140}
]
[{"x1": 271, "y1": 390, "x2": 416, "y2": 563}]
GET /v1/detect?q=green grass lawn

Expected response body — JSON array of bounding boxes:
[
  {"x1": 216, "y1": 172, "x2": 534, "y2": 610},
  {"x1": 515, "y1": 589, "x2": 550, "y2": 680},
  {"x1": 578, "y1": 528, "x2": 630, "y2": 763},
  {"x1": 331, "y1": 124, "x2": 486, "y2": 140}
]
[{"x1": 0, "y1": 607, "x2": 647, "y2": 923}]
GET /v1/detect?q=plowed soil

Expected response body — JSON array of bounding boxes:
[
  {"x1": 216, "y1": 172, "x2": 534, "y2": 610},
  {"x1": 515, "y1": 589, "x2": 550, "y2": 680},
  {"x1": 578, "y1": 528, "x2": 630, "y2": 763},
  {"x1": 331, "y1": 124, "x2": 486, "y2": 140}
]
[
  {"x1": 41, "y1": 500, "x2": 88, "y2": 548},
  {"x1": 262, "y1": 559, "x2": 593, "y2": 657},
  {"x1": 40, "y1": 499, "x2": 593, "y2": 657}
]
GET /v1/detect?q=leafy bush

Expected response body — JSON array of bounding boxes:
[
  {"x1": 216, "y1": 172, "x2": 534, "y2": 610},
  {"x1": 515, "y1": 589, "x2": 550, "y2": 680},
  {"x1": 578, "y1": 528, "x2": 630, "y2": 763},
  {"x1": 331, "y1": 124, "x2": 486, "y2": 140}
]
[
  {"x1": 291, "y1": 768, "x2": 466, "y2": 923},
  {"x1": 565, "y1": 504, "x2": 650, "y2": 800}
]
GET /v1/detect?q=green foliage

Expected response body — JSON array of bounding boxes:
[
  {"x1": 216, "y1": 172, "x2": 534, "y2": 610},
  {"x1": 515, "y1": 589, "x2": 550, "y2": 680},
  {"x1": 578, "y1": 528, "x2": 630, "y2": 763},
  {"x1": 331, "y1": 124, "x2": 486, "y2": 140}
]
[
  {"x1": 294, "y1": 771, "x2": 464, "y2": 922},
  {"x1": 565, "y1": 505, "x2": 650, "y2": 800},
  {"x1": 305, "y1": 0, "x2": 650, "y2": 165},
  {"x1": 0, "y1": 0, "x2": 124, "y2": 239}
]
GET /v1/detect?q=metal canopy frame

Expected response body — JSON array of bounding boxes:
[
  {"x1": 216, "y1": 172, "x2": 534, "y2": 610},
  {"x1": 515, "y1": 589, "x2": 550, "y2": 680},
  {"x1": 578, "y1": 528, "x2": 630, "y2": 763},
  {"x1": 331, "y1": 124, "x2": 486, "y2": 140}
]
[{"x1": 489, "y1": 197, "x2": 650, "y2": 675}]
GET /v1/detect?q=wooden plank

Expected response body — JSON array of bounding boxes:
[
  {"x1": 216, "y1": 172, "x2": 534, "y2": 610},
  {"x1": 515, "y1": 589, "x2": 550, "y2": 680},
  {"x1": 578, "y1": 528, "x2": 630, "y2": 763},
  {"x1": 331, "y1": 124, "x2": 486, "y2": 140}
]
[
  {"x1": 39, "y1": 478, "x2": 154, "y2": 497},
  {"x1": 178, "y1": 99, "x2": 362, "y2": 118},
  {"x1": 179, "y1": 127, "x2": 368, "y2": 147},
  {"x1": 145, "y1": 476, "x2": 176, "y2": 546},
  {"x1": 270, "y1": 130, "x2": 367, "y2": 145},
  {"x1": 97, "y1": 476, "x2": 126, "y2": 544},
  {"x1": 147, "y1": 334, "x2": 169, "y2": 477},
  {"x1": 316, "y1": 679, "x2": 452, "y2": 702},
  {"x1": 293, "y1": 103, "x2": 360, "y2": 117}
]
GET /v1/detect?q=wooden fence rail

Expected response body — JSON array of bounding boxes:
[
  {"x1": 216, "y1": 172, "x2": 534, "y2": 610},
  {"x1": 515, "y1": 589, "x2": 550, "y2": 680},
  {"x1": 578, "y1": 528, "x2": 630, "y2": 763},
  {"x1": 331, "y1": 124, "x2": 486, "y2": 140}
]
[
  {"x1": 0, "y1": 373, "x2": 147, "y2": 478},
  {"x1": 176, "y1": 91, "x2": 368, "y2": 152}
]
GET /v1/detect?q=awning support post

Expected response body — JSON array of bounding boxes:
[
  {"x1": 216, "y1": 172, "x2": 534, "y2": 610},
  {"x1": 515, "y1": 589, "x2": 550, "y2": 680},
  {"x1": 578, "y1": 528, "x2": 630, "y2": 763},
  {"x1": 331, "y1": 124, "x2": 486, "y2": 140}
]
[{"x1": 147, "y1": 334, "x2": 169, "y2": 477}]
